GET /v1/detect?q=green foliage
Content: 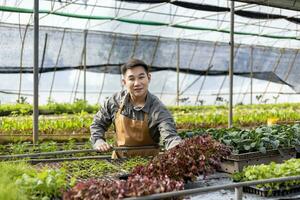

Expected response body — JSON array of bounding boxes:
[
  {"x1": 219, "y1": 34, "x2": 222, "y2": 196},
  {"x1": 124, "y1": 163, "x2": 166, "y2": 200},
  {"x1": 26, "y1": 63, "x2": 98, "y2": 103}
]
[
  {"x1": 0, "y1": 100, "x2": 99, "y2": 116},
  {"x1": 16, "y1": 168, "x2": 68, "y2": 199},
  {"x1": 121, "y1": 157, "x2": 149, "y2": 172},
  {"x1": 234, "y1": 159, "x2": 300, "y2": 190},
  {"x1": 61, "y1": 160, "x2": 119, "y2": 180},
  {"x1": 0, "y1": 162, "x2": 69, "y2": 200},
  {"x1": 0, "y1": 112, "x2": 93, "y2": 135},
  {"x1": 0, "y1": 140, "x2": 93, "y2": 155},
  {"x1": 180, "y1": 124, "x2": 300, "y2": 154},
  {"x1": 0, "y1": 162, "x2": 35, "y2": 200},
  {"x1": 171, "y1": 103, "x2": 300, "y2": 128}
]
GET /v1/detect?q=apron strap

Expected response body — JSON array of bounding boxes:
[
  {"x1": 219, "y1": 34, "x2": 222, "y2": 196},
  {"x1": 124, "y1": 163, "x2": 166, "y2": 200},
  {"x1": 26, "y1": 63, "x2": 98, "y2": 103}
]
[{"x1": 117, "y1": 93, "x2": 128, "y2": 115}]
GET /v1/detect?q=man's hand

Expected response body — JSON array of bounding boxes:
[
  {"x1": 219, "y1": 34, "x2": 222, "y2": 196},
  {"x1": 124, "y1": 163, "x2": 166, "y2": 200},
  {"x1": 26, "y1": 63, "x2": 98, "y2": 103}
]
[{"x1": 94, "y1": 139, "x2": 112, "y2": 152}]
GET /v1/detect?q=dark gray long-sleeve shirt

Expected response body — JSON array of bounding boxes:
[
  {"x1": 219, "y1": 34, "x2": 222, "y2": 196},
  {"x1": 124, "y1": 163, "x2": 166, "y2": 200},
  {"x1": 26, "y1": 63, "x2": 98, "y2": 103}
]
[{"x1": 90, "y1": 90, "x2": 182, "y2": 150}]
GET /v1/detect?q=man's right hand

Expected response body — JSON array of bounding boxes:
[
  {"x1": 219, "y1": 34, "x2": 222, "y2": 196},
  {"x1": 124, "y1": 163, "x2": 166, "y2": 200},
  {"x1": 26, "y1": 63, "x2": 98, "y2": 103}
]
[{"x1": 94, "y1": 139, "x2": 112, "y2": 152}]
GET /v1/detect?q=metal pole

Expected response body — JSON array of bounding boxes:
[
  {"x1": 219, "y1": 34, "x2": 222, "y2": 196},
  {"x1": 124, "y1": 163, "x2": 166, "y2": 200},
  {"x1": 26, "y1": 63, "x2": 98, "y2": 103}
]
[
  {"x1": 234, "y1": 187, "x2": 242, "y2": 200},
  {"x1": 176, "y1": 38, "x2": 180, "y2": 106},
  {"x1": 83, "y1": 30, "x2": 87, "y2": 102},
  {"x1": 33, "y1": 0, "x2": 39, "y2": 144},
  {"x1": 229, "y1": 0, "x2": 234, "y2": 128},
  {"x1": 250, "y1": 46, "x2": 253, "y2": 105}
]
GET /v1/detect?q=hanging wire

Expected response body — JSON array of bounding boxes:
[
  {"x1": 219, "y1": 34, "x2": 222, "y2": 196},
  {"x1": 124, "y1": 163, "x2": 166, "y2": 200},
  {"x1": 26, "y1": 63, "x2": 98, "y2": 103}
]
[
  {"x1": 48, "y1": 28, "x2": 66, "y2": 101},
  {"x1": 73, "y1": 64, "x2": 82, "y2": 102},
  {"x1": 241, "y1": 45, "x2": 269, "y2": 103},
  {"x1": 43, "y1": 0, "x2": 298, "y2": 35},
  {"x1": 17, "y1": 14, "x2": 32, "y2": 101},
  {"x1": 240, "y1": 45, "x2": 254, "y2": 104},
  {"x1": 193, "y1": 42, "x2": 218, "y2": 105},
  {"x1": 69, "y1": 68, "x2": 80, "y2": 103},
  {"x1": 277, "y1": 49, "x2": 299, "y2": 96},
  {"x1": 84, "y1": 0, "x2": 99, "y2": 29},
  {"x1": 88, "y1": 1, "x2": 170, "y2": 30},
  {"x1": 178, "y1": 38, "x2": 199, "y2": 93},
  {"x1": 235, "y1": 47, "x2": 254, "y2": 103},
  {"x1": 139, "y1": 3, "x2": 257, "y2": 36},
  {"x1": 214, "y1": 44, "x2": 241, "y2": 105},
  {"x1": 97, "y1": 33, "x2": 117, "y2": 104},
  {"x1": 260, "y1": 48, "x2": 284, "y2": 100},
  {"x1": 3, "y1": 0, "x2": 23, "y2": 22},
  {"x1": 176, "y1": 38, "x2": 180, "y2": 105},
  {"x1": 159, "y1": 45, "x2": 177, "y2": 100},
  {"x1": 38, "y1": 33, "x2": 49, "y2": 82},
  {"x1": 39, "y1": 0, "x2": 81, "y2": 22},
  {"x1": 73, "y1": 32, "x2": 86, "y2": 102},
  {"x1": 0, "y1": 0, "x2": 7, "y2": 23}
]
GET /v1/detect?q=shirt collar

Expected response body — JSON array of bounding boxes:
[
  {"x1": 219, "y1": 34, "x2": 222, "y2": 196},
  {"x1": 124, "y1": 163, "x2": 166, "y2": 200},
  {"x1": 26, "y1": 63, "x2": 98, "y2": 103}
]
[{"x1": 123, "y1": 90, "x2": 151, "y2": 113}]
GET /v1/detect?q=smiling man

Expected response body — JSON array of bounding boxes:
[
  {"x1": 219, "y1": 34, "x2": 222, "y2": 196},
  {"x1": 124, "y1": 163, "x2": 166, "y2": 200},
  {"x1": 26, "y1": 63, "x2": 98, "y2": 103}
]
[{"x1": 90, "y1": 58, "x2": 182, "y2": 158}]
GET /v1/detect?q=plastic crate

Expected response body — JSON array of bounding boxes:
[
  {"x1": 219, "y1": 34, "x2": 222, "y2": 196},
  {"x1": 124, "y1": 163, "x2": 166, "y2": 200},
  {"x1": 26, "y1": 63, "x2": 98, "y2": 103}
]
[
  {"x1": 220, "y1": 147, "x2": 297, "y2": 173},
  {"x1": 243, "y1": 185, "x2": 300, "y2": 197}
]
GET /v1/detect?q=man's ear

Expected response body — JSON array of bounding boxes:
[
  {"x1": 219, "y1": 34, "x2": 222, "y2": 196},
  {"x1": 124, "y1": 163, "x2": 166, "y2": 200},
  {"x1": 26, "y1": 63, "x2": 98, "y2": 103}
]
[
  {"x1": 148, "y1": 73, "x2": 151, "y2": 82},
  {"x1": 121, "y1": 77, "x2": 126, "y2": 86}
]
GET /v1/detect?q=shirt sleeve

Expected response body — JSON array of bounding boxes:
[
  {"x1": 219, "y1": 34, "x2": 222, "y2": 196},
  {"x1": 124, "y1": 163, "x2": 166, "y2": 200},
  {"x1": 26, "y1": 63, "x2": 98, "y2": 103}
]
[
  {"x1": 90, "y1": 98, "x2": 113, "y2": 146},
  {"x1": 155, "y1": 106, "x2": 182, "y2": 150}
]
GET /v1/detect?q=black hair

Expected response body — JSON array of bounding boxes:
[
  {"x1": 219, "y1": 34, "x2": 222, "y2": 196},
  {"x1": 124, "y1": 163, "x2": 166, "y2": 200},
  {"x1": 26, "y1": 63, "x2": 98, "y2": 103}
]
[{"x1": 121, "y1": 58, "x2": 149, "y2": 75}]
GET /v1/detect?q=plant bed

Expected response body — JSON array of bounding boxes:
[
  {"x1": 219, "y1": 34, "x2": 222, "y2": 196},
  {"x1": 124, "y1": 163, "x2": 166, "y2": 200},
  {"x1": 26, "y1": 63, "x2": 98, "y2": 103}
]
[
  {"x1": 220, "y1": 147, "x2": 297, "y2": 173},
  {"x1": 232, "y1": 158, "x2": 300, "y2": 198},
  {"x1": 243, "y1": 184, "x2": 300, "y2": 197}
]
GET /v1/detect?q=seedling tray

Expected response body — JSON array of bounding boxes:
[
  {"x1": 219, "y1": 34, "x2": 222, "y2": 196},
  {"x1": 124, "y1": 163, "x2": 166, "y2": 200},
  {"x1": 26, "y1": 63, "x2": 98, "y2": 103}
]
[
  {"x1": 243, "y1": 184, "x2": 300, "y2": 197},
  {"x1": 220, "y1": 147, "x2": 296, "y2": 173}
]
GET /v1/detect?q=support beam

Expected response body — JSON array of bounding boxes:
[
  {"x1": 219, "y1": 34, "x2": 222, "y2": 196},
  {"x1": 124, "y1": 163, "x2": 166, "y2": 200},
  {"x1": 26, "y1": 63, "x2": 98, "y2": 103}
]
[
  {"x1": 83, "y1": 30, "x2": 87, "y2": 102},
  {"x1": 33, "y1": 0, "x2": 39, "y2": 144},
  {"x1": 229, "y1": 0, "x2": 235, "y2": 128}
]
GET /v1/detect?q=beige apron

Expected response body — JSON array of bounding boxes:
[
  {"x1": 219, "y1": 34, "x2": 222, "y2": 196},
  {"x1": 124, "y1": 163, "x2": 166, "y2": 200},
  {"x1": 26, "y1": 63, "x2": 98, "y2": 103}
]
[{"x1": 112, "y1": 97, "x2": 159, "y2": 159}]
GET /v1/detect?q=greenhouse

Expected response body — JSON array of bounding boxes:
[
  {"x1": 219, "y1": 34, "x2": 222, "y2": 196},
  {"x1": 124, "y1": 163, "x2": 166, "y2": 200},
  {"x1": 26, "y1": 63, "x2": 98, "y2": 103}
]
[{"x1": 0, "y1": 0, "x2": 300, "y2": 199}]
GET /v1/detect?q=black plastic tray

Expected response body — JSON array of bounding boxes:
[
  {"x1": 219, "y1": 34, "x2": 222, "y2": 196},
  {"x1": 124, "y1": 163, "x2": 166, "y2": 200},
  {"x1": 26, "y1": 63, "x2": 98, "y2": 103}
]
[{"x1": 243, "y1": 184, "x2": 300, "y2": 197}]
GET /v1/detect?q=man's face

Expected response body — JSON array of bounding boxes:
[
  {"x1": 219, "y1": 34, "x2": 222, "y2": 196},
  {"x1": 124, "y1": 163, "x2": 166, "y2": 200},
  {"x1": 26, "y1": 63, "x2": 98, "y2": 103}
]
[{"x1": 122, "y1": 66, "x2": 151, "y2": 99}]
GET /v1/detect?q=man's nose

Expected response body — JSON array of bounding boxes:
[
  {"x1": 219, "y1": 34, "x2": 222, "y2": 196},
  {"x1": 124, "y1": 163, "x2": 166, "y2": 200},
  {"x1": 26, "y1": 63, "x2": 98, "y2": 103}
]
[{"x1": 134, "y1": 80, "x2": 141, "y2": 86}]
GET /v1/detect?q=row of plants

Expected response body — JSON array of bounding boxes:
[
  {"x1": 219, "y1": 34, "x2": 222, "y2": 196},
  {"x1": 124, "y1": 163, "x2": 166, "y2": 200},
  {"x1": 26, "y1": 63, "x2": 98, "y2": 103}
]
[
  {"x1": 61, "y1": 157, "x2": 149, "y2": 180},
  {"x1": 2, "y1": 101, "x2": 300, "y2": 117},
  {"x1": 2, "y1": 123, "x2": 300, "y2": 156},
  {"x1": 0, "y1": 162, "x2": 69, "y2": 200},
  {"x1": 232, "y1": 158, "x2": 300, "y2": 191},
  {"x1": 173, "y1": 106, "x2": 300, "y2": 128},
  {"x1": 179, "y1": 124, "x2": 300, "y2": 154},
  {"x1": 0, "y1": 157, "x2": 150, "y2": 200},
  {"x1": 64, "y1": 135, "x2": 231, "y2": 199},
  {"x1": 0, "y1": 139, "x2": 93, "y2": 155},
  {"x1": 1, "y1": 109, "x2": 300, "y2": 136},
  {"x1": 0, "y1": 112, "x2": 92, "y2": 135},
  {"x1": 0, "y1": 136, "x2": 120, "y2": 155},
  {"x1": 0, "y1": 99, "x2": 99, "y2": 116}
]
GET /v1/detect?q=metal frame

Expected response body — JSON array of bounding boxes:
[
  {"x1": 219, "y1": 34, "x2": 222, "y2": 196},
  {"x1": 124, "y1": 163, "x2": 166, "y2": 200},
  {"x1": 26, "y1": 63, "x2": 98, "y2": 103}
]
[{"x1": 124, "y1": 175, "x2": 300, "y2": 200}]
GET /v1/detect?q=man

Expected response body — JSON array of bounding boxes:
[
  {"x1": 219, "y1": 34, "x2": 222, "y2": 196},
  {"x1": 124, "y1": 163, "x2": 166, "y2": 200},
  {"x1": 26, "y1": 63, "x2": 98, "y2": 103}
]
[{"x1": 90, "y1": 58, "x2": 182, "y2": 158}]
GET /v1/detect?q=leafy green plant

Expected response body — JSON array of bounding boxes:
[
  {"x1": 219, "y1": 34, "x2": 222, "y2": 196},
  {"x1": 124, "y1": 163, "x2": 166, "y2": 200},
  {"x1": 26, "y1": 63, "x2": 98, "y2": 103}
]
[
  {"x1": 121, "y1": 157, "x2": 149, "y2": 172},
  {"x1": 233, "y1": 158, "x2": 300, "y2": 190},
  {"x1": 180, "y1": 124, "x2": 300, "y2": 154},
  {"x1": 63, "y1": 136, "x2": 230, "y2": 199},
  {"x1": 61, "y1": 160, "x2": 119, "y2": 180},
  {"x1": 0, "y1": 162, "x2": 35, "y2": 200},
  {"x1": 16, "y1": 168, "x2": 68, "y2": 199}
]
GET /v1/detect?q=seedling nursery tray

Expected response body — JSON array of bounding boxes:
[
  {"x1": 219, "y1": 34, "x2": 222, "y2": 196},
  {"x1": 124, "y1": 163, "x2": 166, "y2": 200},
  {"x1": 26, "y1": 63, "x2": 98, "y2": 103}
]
[
  {"x1": 243, "y1": 184, "x2": 300, "y2": 197},
  {"x1": 220, "y1": 147, "x2": 297, "y2": 173}
]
